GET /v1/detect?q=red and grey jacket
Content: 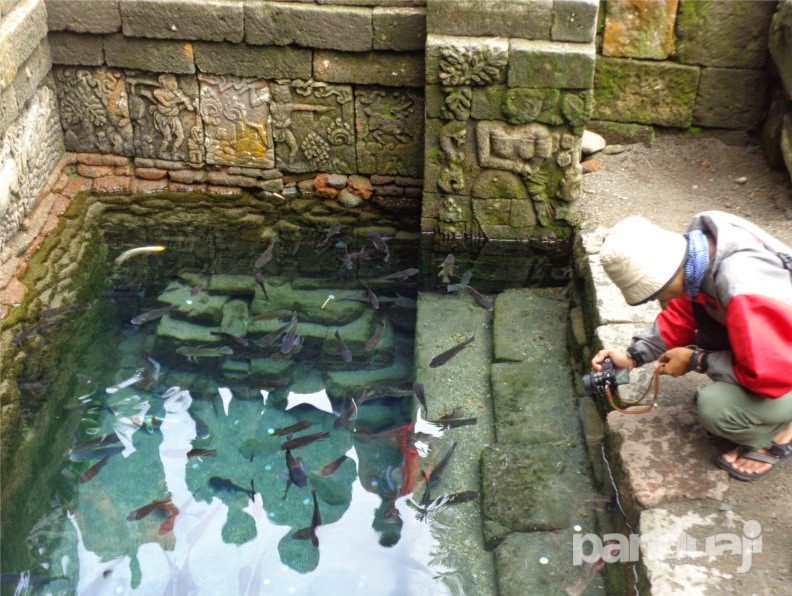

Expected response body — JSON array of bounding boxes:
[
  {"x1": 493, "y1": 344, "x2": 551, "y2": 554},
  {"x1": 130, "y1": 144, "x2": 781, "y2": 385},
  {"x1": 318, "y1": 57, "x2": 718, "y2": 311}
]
[{"x1": 629, "y1": 211, "x2": 792, "y2": 399}]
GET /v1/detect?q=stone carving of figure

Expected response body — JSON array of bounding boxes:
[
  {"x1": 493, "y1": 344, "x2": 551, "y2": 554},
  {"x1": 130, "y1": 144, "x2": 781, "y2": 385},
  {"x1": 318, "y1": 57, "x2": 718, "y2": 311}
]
[
  {"x1": 133, "y1": 74, "x2": 197, "y2": 158},
  {"x1": 270, "y1": 84, "x2": 328, "y2": 163}
]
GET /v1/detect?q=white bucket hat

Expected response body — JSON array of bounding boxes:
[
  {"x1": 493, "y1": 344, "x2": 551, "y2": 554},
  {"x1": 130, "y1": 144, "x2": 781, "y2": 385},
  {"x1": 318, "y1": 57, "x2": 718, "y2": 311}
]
[{"x1": 600, "y1": 216, "x2": 687, "y2": 305}]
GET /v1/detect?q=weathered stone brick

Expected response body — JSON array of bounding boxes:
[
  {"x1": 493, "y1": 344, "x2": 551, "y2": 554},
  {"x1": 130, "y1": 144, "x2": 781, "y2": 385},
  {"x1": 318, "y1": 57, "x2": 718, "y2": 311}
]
[
  {"x1": 373, "y1": 7, "x2": 425, "y2": 51},
  {"x1": 676, "y1": 0, "x2": 775, "y2": 69},
  {"x1": 314, "y1": 51, "x2": 424, "y2": 87},
  {"x1": 693, "y1": 67, "x2": 767, "y2": 130},
  {"x1": 1, "y1": 85, "x2": 19, "y2": 133},
  {"x1": 130, "y1": 176, "x2": 168, "y2": 194},
  {"x1": 92, "y1": 174, "x2": 131, "y2": 193},
  {"x1": 509, "y1": 39, "x2": 595, "y2": 89},
  {"x1": 11, "y1": 40, "x2": 51, "y2": 108},
  {"x1": 104, "y1": 34, "x2": 195, "y2": 73},
  {"x1": 602, "y1": 0, "x2": 677, "y2": 59},
  {"x1": 49, "y1": 32, "x2": 104, "y2": 65},
  {"x1": 317, "y1": 0, "x2": 423, "y2": 5},
  {"x1": 426, "y1": 35, "x2": 508, "y2": 86},
  {"x1": 245, "y1": 2, "x2": 373, "y2": 52},
  {"x1": 120, "y1": 0, "x2": 243, "y2": 42},
  {"x1": 1, "y1": 0, "x2": 21, "y2": 18},
  {"x1": 46, "y1": 0, "x2": 121, "y2": 33},
  {"x1": 593, "y1": 56, "x2": 700, "y2": 128},
  {"x1": 551, "y1": 0, "x2": 598, "y2": 43},
  {"x1": 0, "y1": 0, "x2": 49, "y2": 89},
  {"x1": 194, "y1": 43, "x2": 311, "y2": 79},
  {"x1": 769, "y1": 1, "x2": 792, "y2": 95},
  {"x1": 134, "y1": 167, "x2": 167, "y2": 180},
  {"x1": 427, "y1": 0, "x2": 552, "y2": 39}
]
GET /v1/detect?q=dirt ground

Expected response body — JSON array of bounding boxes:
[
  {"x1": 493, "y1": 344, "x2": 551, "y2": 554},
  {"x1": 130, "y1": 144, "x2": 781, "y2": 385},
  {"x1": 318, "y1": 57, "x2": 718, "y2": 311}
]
[{"x1": 578, "y1": 129, "x2": 792, "y2": 594}]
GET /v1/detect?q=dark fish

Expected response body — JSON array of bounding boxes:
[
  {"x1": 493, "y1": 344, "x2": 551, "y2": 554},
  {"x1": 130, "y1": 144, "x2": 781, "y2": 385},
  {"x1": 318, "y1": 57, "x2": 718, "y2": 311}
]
[
  {"x1": 254, "y1": 272, "x2": 269, "y2": 300},
  {"x1": 318, "y1": 223, "x2": 342, "y2": 248},
  {"x1": 459, "y1": 269, "x2": 473, "y2": 286},
  {"x1": 102, "y1": 288, "x2": 145, "y2": 298},
  {"x1": 431, "y1": 415, "x2": 478, "y2": 429},
  {"x1": 438, "y1": 254, "x2": 455, "y2": 284},
  {"x1": 565, "y1": 552, "x2": 608, "y2": 596},
  {"x1": 413, "y1": 382, "x2": 428, "y2": 413},
  {"x1": 271, "y1": 336, "x2": 303, "y2": 360},
  {"x1": 254, "y1": 241, "x2": 275, "y2": 269},
  {"x1": 12, "y1": 318, "x2": 59, "y2": 346},
  {"x1": 292, "y1": 490, "x2": 322, "y2": 546},
  {"x1": 187, "y1": 448, "x2": 217, "y2": 458},
  {"x1": 255, "y1": 321, "x2": 290, "y2": 348},
  {"x1": 69, "y1": 434, "x2": 123, "y2": 462},
  {"x1": 130, "y1": 304, "x2": 176, "y2": 325},
  {"x1": 320, "y1": 454, "x2": 349, "y2": 476},
  {"x1": 210, "y1": 331, "x2": 248, "y2": 348},
  {"x1": 158, "y1": 501, "x2": 180, "y2": 535},
  {"x1": 280, "y1": 431, "x2": 330, "y2": 451},
  {"x1": 279, "y1": 312, "x2": 300, "y2": 354},
  {"x1": 415, "y1": 491, "x2": 479, "y2": 521},
  {"x1": 419, "y1": 442, "x2": 458, "y2": 507},
  {"x1": 429, "y1": 336, "x2": 475, "y2": 368},
  {"x1": 375, "y1": 268, "x2": 419, "y2": 281},
  {"x1": 366, "y1": 232, "x2": 391, "y2": 262},
  {"x1": 208, "y1": 476, "x2": 256, "y2": 501},
  {"x1": 449, "y1": 284, "x2": 493, "y2": 312},
  {"x1": 362, "y1": 283, "x2": 380, "y2": 310},
  {"x1": 127, "y1": 496, "x2": 173, "y2": 521},
  {"x1": 338, "y1": 245, "x2": 369, "y2": 270},
  {"x1": 79, "y1": 456, "x2": 110, "y2": 483},
  {"x1": 333, "y1": 399, "x2": 358, "y2": 429},
  {"x1": 364, "y1": 319, "x2": 387, "y2": 352},
  {"x1": 272, "y1": 420, "x2": 313, "y2": 436},
  {"x1": 283, "y1": 449, "x2": 308, "y2": 499},
  {"x1": 335, "y1": 329, "x2": 353, "y2": 363}
]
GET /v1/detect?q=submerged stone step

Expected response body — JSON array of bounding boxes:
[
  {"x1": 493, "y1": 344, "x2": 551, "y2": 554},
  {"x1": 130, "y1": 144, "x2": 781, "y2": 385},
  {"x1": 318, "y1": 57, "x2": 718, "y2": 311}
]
[{"x1": 493, "y1": 287, "x2": 569, "y2": 363}]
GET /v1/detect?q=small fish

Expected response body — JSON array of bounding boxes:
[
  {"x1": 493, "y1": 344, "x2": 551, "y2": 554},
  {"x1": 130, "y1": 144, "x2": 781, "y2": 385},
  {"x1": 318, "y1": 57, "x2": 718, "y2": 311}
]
[
  {"x1": 280, "y1": 431, "x2": 330, "y2": 451},
  {"x1": 362, "y1": 283, "x2": 380, "y2": 310},
  {"x1": 254, "y1": 272, "x2": 269, "y2": 299},
  {"x1": 334, "y1": 329, "x2": 352, "y2": 363},
  {"x1": 366, "y1": 232, "x2": 391, "y2": 262},
  {"x1": 429, "y1": 336, "x2": 475, "y2": 368},
  {"x1": 438, "y1": 254, "x2": 455, "y2": 284},
  {"x1": 449, "y1": 283, "x2": 493, "y2": 311},
  {"x1": 175, "y1": 345, "x2": 233, "y2": 362},
  {"x1": 318, "y1": 223, "x2": 342, "y2": 248},
  {"x1": 334, "y1": 399, "x2": 358, "y2": 429},
  {"x1": 11, "y1": 318, "x2": 59, "y2": 346},
  {"x1": 364, "y1": 319, "x2": 387, "y2": 352},
  {"x1": 127, "y1": 496, "x2": 173, "y2": 521},
  {"x1": 208, "y1": 477, "x2": 255, "y2": 501},
  {"x1": 78, "y1": 456, "x2": 110, "y2": 483},
  {"x1": 254, "y1": 241, "x2": 275, "y2": 269},
  {"x1": 37, "y1": 303, "x2": 89, "y2": 321},
  {"x1": 292, "y1": 490, "x2": 322, "y2": 546},
  {"x1": 565, "y1": 553, "x2": 608, "y2": 596},
  {"x1": 102, "y1": 287, "x2": 145, "y2": 298},
  {"x1": 69, "y1": 434, "x2": 123, "y2": 462},
  {"x1": 431, "y1": 414, "x2": 478, "y2": 429},
  {"x1": 375, "y1": 268, "x2": 419, "y2": 281},
  {"x1": 186, "y1": 448, "x2": 217, "y2": 458},
  {"x1": 415, "y1": 490, "x2": 479, "y2": 521},
  {"x1": 210, "y1": 331, "x2": 248, "y2": 348},
  {"x1": 158, "y1": 501, "x2": 180, "y2": 535},
  {"x1": 283, "y1": 449, "x2": 308, "y2": 499},
  {"x1": 419, "y1": 442, "x2": 457, "y2": 506},
  {"x1": 459, "y1": 269, "x2": 473, "y2": 286},
  {"x1": 130, "y1": 304, "x2": 175, "y2": 325},
  {"x1": 279, "y1": 312, "x2": 300, "y2": 354},
  {"x1": 255, "y1": 321, "x2": 290, "y2": 348},
  {"x1": 114, "y1": 245, "x2": 166, "y2": 266},
  {"x1": 320, "y1": 454, "x2": 349, "y2": 476},
  {"x1": 413, "y1": 383, "x2": 428, "y2": 413},
  {"x1": 271, "y1": 420, "x2": 313, "y2": 436}
]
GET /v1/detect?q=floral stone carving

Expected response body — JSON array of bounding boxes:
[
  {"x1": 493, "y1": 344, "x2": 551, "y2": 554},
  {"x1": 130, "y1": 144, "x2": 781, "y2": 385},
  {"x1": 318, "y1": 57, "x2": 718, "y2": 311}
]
[
  {"x1": 271, "y1": 79, "x2": 355, "y2": 174},
  {"x1": 438, "y1": 45, "x2": 507, "y2": 87},
  {"x1": 198, "y1": 75, "x2": 273, "y2": 168},
  {"x1": 356, "y1": 88, "x2": 423, "y2": 177},
  {"x1": 54, "y1": 66, "x2": 134, "y2": 156},
  {"x1": 127, "y1": 72, "x2": 204, "y2": 163}
]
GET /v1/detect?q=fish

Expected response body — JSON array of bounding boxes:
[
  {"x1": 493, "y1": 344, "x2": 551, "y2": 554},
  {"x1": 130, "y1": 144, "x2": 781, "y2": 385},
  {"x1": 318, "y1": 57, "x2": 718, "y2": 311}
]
[
  {"x1": 565, "y1": 553, "x2": 608, "y2": 596},
  {"x1": 459, "y1": 269, "x2": 473, "y2": 286},
  {"x1": 210, "y1": 331, "x2": 248, "y2": 348},
  {"x1": 175, "y1": 345, "x2": 233, "y2": 362},
  {"x1": 186, "y1": 448, "x2": 217, "y2": 458},
  {"x1": 114, "y1": 245, "x2": 166, "y2": 266},
  {"x1": 413, "y1": 382, "x2": 428, "y2": 413},
  {"x1": 366, "y1": 232, "x2": 391, "y2": 262},
  {"x1": 254, "y1": 272, "x2": 269, "y2": 299},
  {"x1": 292, "y1": 490, "x2": 322, "y2": 546},
  {"x1": 255, "y1": 321, "x2": 290, "y2": 348},
  {"x1": 279, "y1": 312, "x2": 300, "y2": 354},
  {"x1": 429, "y1": 336, "x2": 475, "y2": 368},
  {"x1": 317, "y1": 223, "x2": 342, "y2": 248},
  {"x1": 438, "y1": 254, "x2": 455, "y2": 283},
  {"x1": 280, "y1": 431, "x2": 330, "y2": 451},
  {"x1": 362, "y1": 283, "x2": 380, "y2": 310},
  {"x1": 375, "y1": 268, "x2": 419, "y2": 281},
  {"x1": 364, "y1": 319, "x2": 387, "y2": 352},
  {"x1": 320, "y1": 454, "x2": 349, "y2": 476},
  {"x1": 415, "y1": 490, "x2": 479, "y2": 521},
  {"x1": 419, "y1": 442, "x2": 457, "y2": 506},
  {"x1": 158, "y1": 501, "x2": 180, "y2": 535},
  {"x1": 449, "y1": 283, "x2": 494, "y2": 311},
  {"x1": 78, "y1": 456, "x2": 110, "y2": 483},
  {"x1": 335, "y1": 329, "x2": 353, "y2": 363},
  {"x1": 192, "y1": 414, "x2": 210, "y2": 439},
  {"x1": 272, "y1": 420, "x2": 313, "y2": 436},
  {"x1": 338, "y1": 245, "x2": 369, "y2": 270},
  {"x1": 208, "y1": 476, "x2": 256, "y2": 501},
  {"x1": 431, "y1": 414, "x2": 478, "y2": 429},
  {"x1": 283, "y1": 449, "x2": 308, "y2": 499},
  {"x1": 127, "y1": 496, "x2": 173, "y2": 521},
  {"x1": 334, "y1": 399, "x2": 358, "y2": 429},
  {"x1": 102, "y1": 287, "x2": 145, "y2": 298},
  {"x1": 254, "y1": 241, "x2": 275, "y2": 269},
  {"x1": 68, "y1": 434, "x2": 123, "y2": 462},
  {"x1": 130, "y1": 304, "x2": 176, "y2": 325}
]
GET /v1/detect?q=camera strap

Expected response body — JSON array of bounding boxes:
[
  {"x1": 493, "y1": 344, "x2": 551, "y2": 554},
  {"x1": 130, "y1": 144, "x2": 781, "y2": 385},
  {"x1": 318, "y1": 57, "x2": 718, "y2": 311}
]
[{"x1": 605, "y1": 367, "x2": 661, "y2": 415}]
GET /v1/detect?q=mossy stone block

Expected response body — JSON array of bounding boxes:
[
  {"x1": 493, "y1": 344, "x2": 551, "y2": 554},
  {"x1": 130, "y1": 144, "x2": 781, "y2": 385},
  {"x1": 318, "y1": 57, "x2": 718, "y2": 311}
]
[
  {"x1": 602, "y1": 0, "x2": 678, "y2": 59},
  {"x1": 472, "y1": 170, "x2": 528, "y2": 201},
  {"x1": 471, "y1": 85, "x2": 507, "y2": 120},
  {"x1": 249, "y1": 357, "x2": 293, "y2": 379},
  {"x1": 692, "y1": 67, "x2": 767, "y2": 130},
  {"x1": 509, "y1": 40, "x2": 595, "y2": 90},
  {"x1": 157, "y1": 282, "x2": 227, "y2": 325},
  {"x1": 250, "y1": 283, "x2": 366, "y2": 326},
  {"x1": 593, "y1": 57, "x2": 699, "y2": 128},
  {"x1": 208, "y1": 274, "x2": 257, "y2": 297},
  {"x1": 325, "y1": 356, "x2": 410, "y2": 400},
  {"x1": 503, "y1": 88, "x2": 563, "y2": 125},
  {"x1": 156, "y1": 314, "x2": 220, "y2": 343},
  {"x1": 493, "y1": 288, "x2": 568, "y2": 362},
  {"x1": 221, "y1": 299, "x2": 250, "y2": 338}
]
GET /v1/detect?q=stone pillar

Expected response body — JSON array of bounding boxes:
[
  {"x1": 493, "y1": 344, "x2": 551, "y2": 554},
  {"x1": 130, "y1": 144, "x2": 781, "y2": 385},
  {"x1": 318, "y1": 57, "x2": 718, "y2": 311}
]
[{"x1": 422, "y1": 0, "x2": 598, "y2": 241}]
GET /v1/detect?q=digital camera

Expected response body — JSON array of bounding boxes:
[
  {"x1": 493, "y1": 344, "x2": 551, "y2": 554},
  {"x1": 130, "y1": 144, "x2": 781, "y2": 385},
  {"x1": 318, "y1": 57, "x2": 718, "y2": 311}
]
[{"x1": 583, "y1": 357, "x2": 630, "y2": 397}]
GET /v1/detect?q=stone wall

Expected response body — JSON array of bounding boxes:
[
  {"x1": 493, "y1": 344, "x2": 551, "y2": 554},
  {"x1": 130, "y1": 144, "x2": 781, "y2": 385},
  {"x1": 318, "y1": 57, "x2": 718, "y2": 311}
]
[
  {"x1": 764, "y1": 0, "x2": 792, "y2": 181},
  {"x1": 591, "y1": 0, "x2": 777, "y2": 142}
]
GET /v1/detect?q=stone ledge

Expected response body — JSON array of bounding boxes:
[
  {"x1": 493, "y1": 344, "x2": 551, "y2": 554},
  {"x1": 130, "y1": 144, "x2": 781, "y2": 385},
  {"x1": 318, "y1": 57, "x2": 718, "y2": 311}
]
[
  {"x1": 49, "y1": 31, "x2": 104, "y2": 66},
  {"x1": 551, "y1": 0, "x2": 598, "y2": 43},
  {"x1": 103, "y1": 33, "x2": 195, "y2": 74},
  {"x1": 426, "y1": 0, "x2": 552, "y2": 40},
  {"x1": 46, "y1": 0, "x2": 121, "y2": 34},
  {"x1": 509, "y1": 39, "x2": 595, "y2": 89},
  {"x1": 0, "y1": 0, "x2": 48, "y2": 90},
  {"x1": 193, "y1": 42, "x2": 312, "y2": 79},
  {"x1": 372, "y1": 6, "x2": 425, "y2": 51},
  {"x1": 120, "y1": 0, "x2": 244, "y2": 43},
  {"x1": 313, "y1": 50, "x2": 424, "y2": 87}
]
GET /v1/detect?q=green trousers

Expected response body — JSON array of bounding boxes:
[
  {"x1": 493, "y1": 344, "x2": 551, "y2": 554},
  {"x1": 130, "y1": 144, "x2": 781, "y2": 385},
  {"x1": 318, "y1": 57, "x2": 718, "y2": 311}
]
[{"x1": 697, "y1": 382, "x2": 792, "y2": 449}]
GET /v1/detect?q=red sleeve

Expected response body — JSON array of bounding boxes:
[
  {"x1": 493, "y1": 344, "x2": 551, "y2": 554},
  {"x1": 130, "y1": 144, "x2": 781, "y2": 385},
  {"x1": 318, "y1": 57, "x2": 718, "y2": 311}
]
[
  {"x1": 656, "y1": 296, "x2": 697, "y2": 348},
  {"x1": 726, "y1": 294, "x2": 792, "y2": 398}
]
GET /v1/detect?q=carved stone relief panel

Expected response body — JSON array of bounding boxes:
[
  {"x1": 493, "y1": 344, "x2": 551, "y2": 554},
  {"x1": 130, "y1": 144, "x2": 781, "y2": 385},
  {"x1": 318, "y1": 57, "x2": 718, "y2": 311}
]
[
  {"x1": 437, "y1": 43, "x2": 507, "y2": 87},
  {"x1": 126, "y1": 72, "x2": 204, "y2": 163},
  {"x1": 355, "y1": 88, "x2": 423, "y2": 177},
  {"x1": 270, "y1": 79, "x2": 355, "y2": 174},
  {"x1": 198, "y1": 75, "x2": 273, "y2": 169},
  {"x1": 53, "y1": 66, "x2": 134, "y2": 156}
]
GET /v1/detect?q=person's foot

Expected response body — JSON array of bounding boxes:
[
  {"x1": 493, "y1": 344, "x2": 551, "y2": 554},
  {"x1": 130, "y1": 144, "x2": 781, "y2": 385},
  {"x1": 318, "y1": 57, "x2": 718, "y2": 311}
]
[{"x1": 720, "y1": 421, "x2": 792, "y2": 478}]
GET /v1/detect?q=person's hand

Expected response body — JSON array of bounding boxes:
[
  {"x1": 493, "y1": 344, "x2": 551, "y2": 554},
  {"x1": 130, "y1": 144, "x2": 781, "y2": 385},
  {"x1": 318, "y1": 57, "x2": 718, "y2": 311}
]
[
  {"x1": 591, "y1": 349, "x2": 634, "y2": 371},
  {"x1": 656, "y1": 347, "x2": 694, "y2": 377}
]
